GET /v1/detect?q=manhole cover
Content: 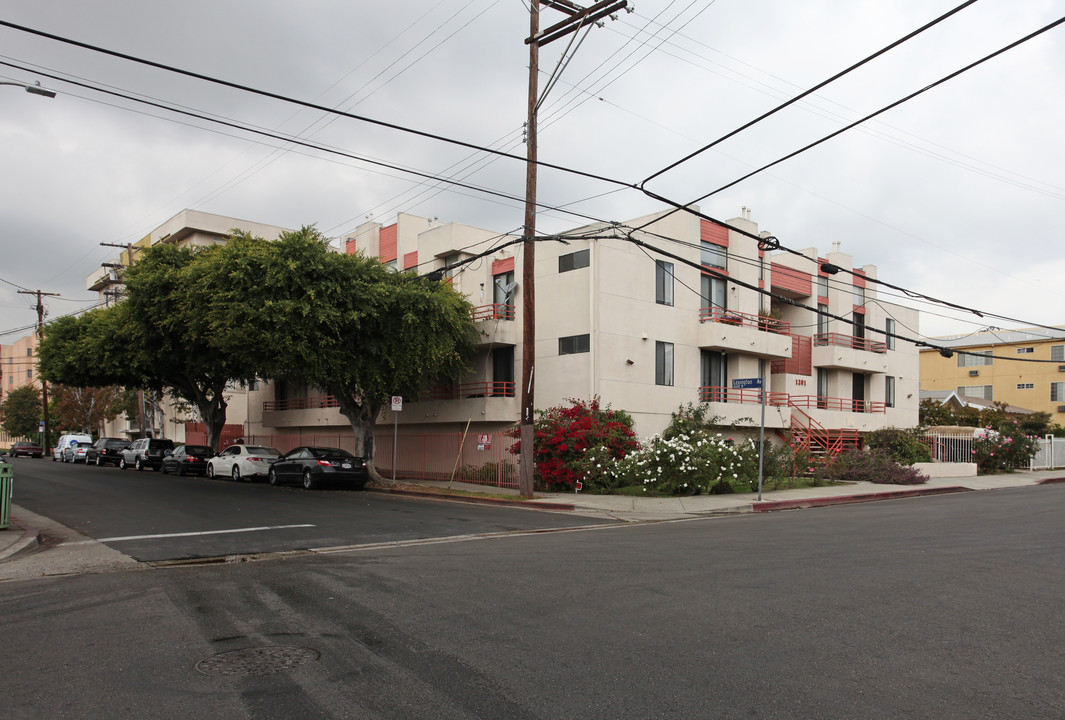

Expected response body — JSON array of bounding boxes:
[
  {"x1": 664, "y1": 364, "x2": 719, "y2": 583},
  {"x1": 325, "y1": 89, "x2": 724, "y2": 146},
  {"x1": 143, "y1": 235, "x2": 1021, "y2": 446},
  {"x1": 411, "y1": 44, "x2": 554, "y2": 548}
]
[{"x1": 196, "y1": 646, "x2": 320, "y2": 676}]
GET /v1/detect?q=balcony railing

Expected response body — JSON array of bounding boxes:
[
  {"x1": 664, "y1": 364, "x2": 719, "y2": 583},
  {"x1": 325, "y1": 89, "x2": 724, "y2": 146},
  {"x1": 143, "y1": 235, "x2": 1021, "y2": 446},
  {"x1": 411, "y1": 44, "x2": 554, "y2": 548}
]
[
  {"x1": 813, "y1": 332, "x2": 887, "y2": 354},
  {"x1": 422, "y1": 381, "x2": 516, "y2": 400},
  {"x1": 473, "y1": 303, "x2": 516, "y2": 321},
  {"x1": 698, "y1": 307, "x2": 790, "y2": 334},
  {"x1": 699, "y1": 386, "x2": 790, "y2": 406},
  {"x1": 699, "y1": 387, "x2": 886, "y2": 414},
  {"x1": 263, "y1": 395, "x2": 341, "y2": 412}
]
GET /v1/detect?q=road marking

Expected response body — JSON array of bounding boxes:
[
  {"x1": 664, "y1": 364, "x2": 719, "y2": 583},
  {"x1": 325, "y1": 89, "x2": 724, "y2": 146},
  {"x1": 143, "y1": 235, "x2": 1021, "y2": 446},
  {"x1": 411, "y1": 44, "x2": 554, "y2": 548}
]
[{"x1": 68, "y1": 524, "x2": 317, "y2": 544}]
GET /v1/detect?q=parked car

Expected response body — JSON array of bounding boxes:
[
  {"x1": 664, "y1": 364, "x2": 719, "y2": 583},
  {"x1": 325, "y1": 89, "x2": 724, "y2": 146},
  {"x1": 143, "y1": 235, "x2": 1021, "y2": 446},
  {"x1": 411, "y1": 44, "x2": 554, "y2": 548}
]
[
  {"x1": 119, "y1": 437, "x2": 176, "y2": 471},
  {"x1": 53, "y1": 434, "x2": 93, "y2": 462},
  {"x1": 267, "y1": 446, "x2": 367, "y2": 490},
  {"x1": 9, "y1": 441, "x2": 44, "y2": 458},
  {"x1": 160, "y1": 445, "x2": 216, "y2": 476},
  {"x1": 85, "y1": 437, "x2": 131, "y2": 466},
  {"x1": 207, "y1": 444, "x2": 282, "y2": 481}
]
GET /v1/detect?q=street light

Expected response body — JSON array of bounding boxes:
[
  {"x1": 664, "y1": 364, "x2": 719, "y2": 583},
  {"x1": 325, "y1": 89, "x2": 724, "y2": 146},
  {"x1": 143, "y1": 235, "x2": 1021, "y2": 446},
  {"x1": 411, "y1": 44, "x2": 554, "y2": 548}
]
[{"x1": 0, "y1": 80, "x2": 56, "y2": 98}]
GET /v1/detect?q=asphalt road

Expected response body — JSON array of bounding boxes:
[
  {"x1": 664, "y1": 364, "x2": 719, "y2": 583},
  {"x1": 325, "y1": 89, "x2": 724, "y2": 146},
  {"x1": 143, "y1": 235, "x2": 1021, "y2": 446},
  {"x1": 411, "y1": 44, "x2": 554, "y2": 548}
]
[
  {"x1": 7, "y1": 457, "x2": 608, "y2": 562},
  {"x1": 3, "y1": 479, "x2": 1064, "y2": 718}
]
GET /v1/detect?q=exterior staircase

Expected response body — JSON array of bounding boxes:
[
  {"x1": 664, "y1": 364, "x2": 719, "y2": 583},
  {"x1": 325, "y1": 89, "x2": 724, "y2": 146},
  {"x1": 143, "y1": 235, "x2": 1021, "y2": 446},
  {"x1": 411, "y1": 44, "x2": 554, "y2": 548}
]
[{"x1": 789, "y1": 407, "x2": 862, "y2": 472}]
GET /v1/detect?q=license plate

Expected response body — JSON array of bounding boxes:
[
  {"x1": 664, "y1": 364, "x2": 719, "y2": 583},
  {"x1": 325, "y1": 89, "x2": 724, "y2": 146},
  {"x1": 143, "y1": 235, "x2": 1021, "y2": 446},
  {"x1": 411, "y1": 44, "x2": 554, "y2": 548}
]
[{"x1": 341, "y1": 463, "x2": 352, "y2": 469}]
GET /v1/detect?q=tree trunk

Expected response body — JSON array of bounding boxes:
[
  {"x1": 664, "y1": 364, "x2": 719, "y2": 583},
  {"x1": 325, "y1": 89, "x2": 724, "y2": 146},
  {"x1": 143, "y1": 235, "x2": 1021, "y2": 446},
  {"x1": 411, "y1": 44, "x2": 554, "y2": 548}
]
[
  {"x1": 335, "y1": 391, "x2": 387, "y2": 484},
  {"x1": 188, "y1": 386, "x2": 228, "y2": 451}
]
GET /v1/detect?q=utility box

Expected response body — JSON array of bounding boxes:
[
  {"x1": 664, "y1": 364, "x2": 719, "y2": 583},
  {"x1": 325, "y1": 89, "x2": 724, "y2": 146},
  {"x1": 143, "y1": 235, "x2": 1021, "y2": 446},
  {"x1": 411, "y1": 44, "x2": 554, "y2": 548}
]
[{"x1": 0, "y1": 459, "x2": 11, "y2": 530}]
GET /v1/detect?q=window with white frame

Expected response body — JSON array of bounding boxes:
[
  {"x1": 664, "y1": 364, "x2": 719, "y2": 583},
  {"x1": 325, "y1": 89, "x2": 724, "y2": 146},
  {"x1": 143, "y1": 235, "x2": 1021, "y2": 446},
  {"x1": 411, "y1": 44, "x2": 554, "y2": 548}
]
[
  {"x1": 885, "y1": 376, "x2": 895, "y2": 408},
  {"x1": 1017, "y1": 383, "x2": 1034, "y2": 390},
  {"x1": 655, "y1": 261, "x2": 674, "y2": 306},
  {"x1": 817, "y1": 275, "x2": 828, "y2": 298},
  {"x1": 852, "y1": 285, "x2": 865, "y2": 306},
  {"x1": 701, "y1": 275, "x2": 726, "y2": 310},
  {"x1": 700, "y1": 242, "x2": 726, "y2": 270},
  {"x1": 885, "y1": 318, "x2": 896, "y2": 351},
  {"x1": 958, "y1": 351, "x2": 993, "y2": 367},
  {"x1": 1052, "y1": 382, "x2": 1065, "y2": 402},
  {"x1": 655, "y1": 341, "x2": 674, "y2": 386},
  {"x1": 817, "y1": 304, "x2": 829, "y2": 335},
  {"x1": 1052, "y1": 345, "x2": 1064, "y2": 362},
  {"x1": 1017, "y1": 347, "x2": 1034, "y2": 354},
  {"x1": 958, "y1": 385, "x2": 993, "y2": 401}
]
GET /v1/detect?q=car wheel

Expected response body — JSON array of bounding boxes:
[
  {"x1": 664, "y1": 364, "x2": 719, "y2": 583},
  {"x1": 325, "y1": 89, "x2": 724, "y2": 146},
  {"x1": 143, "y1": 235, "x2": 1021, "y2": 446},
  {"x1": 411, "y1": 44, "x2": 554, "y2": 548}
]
[
  {"x1": 207, "y1": 464, "x2": 215, "y2": 479},
  {"x1": 302, "y1": 470, "x2": 317, "y2": 490},
  {"x1": 232, "y1": 466, "x2": 242, "y2": 482},
  {"x1": 51, "y1": 454, "x2": 56, "y2": 462},
  {"x1": 135, "y1": 458, "x2": 143, "y2": 471},
  {"x1": 268, "y1": 468, "x2": 279, "y2": 486},
  {"x1": 119, "y1": 457, "x2": 127, "y2": 470},
  {"x1": 95, "y1": 455, "x2": 102, "y2": 466}
]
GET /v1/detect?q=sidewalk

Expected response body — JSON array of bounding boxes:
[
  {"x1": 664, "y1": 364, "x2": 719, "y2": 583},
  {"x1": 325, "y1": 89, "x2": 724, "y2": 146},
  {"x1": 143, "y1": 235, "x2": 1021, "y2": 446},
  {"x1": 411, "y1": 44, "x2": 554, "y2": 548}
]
[{"x1": 3, "y1": 469, "x2": 1064, "y2": 567}]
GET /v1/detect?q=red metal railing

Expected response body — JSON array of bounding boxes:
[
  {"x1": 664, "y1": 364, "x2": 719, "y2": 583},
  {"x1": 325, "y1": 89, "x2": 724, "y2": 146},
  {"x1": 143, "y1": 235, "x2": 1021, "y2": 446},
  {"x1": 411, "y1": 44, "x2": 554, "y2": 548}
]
[
  {"x1": 263, "y1": 395, "x2": 341, "y2": 412},
  {"x1": 472, "y1": 303, "x2": 516, "y2": 321},
  {"x1": 789, "y1": 406, "x2": 862, "y2": 466},
  {"x1": 699, "y1": 386, "x2": 790, "y2": 406},
  {"x1": 421, "y1": 381, "x2": 516, "y2": 400},
  {"x1": 813, "y1": 332, "x2": 887, "y2": 354},
  {"x1": 788, "y1": 395, "x2": 886, "y2": 413},
  {"x1": 698, "y1": 307, "x2": 790, "y2": 334}
]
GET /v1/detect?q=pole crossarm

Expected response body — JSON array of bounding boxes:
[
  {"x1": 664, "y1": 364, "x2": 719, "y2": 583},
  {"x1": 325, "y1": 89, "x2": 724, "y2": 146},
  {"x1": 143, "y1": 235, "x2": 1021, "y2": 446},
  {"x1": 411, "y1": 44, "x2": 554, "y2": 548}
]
[{"x1": 527, "y1": 0, "x2": 627, "y2": 45}]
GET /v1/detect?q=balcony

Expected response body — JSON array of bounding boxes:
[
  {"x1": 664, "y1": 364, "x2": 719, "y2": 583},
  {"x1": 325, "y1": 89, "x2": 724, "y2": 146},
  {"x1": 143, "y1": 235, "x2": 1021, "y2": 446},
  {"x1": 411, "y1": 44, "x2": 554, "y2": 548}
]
[
  {"x1": 699, "y1": 386, "x2": 789, "y2": 406},
  {"x1": 811, "y1": 332, "x2": 889, "y2": 372},
  {"x1": 262, "y1": 395, "x2": 345, "y2": 428},
  {"x1": 697, "y1": 307, "x2": 792, "y2": 359},
  {"x1": 789, "y1": 395, "x2": 886, "y2": 414},
  {"x1": 472, "y1": 303, "x2": 518, "y2": 345},
  {"x1": 263, "y1": 395, "x2": 340, "y2": 412},
  {"x1": 473, "y1": 303, "x2": 516, "y2": 321},
  {"x1": 423, "y1": 381, "x2": 515, "y2": 399}
]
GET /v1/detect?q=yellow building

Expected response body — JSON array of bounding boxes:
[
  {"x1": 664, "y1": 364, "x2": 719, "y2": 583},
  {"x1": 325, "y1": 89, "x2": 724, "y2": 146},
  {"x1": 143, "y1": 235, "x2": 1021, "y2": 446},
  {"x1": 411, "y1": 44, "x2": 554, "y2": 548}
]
[
  {"x1": 919, "y1": 327, "x2": 1065, "y2": 424},
  {"x1": 0, "y1": 333, "x2": 41, "y2": 403}
]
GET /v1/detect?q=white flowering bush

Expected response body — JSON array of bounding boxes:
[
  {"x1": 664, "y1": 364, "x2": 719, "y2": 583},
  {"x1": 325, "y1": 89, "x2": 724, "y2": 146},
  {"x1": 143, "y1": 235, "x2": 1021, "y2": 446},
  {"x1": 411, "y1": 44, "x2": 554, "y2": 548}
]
[{"x1": 576, "y1": 432, "x2": 760, "y2": 496}]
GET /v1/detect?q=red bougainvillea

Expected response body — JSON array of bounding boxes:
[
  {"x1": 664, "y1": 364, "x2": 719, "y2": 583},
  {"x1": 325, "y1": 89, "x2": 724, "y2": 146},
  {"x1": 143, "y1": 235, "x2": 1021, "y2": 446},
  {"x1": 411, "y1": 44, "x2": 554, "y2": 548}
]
[{"x1": 505, "y1": 397, "x2": 639, "y2": 490}]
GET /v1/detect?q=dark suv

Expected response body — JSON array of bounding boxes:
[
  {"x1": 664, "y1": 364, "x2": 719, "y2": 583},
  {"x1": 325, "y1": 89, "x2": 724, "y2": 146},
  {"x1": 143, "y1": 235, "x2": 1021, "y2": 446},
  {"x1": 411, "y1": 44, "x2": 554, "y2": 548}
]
[
  {"x1": 119, "y1": 437, "x2": 175, "y2": 471},
  {"x1": 86, "y1": 437, "x2": 131, "y2": 467}
]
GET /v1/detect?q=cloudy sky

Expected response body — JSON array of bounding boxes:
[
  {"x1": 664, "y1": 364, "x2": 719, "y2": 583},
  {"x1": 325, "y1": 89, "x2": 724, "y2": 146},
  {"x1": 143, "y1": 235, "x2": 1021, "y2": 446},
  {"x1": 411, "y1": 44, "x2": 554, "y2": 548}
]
[{"x1": 1, "y1": 0, "x2": 1063, "y2": 346}]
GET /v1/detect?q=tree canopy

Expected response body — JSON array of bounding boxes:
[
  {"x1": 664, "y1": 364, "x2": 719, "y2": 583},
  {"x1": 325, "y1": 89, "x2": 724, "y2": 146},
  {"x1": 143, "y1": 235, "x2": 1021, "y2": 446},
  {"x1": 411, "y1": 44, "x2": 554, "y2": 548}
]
[{"x1": 1, "y1": 385, "x2": 42, "y2": 439}]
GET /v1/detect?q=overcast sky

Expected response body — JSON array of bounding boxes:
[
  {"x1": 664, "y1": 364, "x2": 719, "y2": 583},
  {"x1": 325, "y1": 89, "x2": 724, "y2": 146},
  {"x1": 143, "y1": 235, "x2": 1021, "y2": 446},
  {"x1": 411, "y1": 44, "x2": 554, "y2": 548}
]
[{"x1": 1, "y1": 0, "x2": 1063, "y2": 346}]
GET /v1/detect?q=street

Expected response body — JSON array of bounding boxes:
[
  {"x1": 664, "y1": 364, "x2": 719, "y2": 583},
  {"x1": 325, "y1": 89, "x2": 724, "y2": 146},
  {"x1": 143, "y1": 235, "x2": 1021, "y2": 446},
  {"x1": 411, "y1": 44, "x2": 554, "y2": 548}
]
[{"x1": 2, "y1": 463, "x2": 1065, "y2": 718}]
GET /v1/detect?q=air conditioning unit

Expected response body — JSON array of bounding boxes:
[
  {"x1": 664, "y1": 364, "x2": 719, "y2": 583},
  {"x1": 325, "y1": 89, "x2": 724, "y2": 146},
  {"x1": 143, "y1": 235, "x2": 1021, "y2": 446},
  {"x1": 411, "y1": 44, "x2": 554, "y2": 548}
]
[
  {"x1": 1058, "y1": 365, "x2": 1065, "y2": 372},
  {"x1": 1057, "y1": 406, "x2": 1065, "y2": 413},
  {"x1": 969, "y1": 370, "x2": 979, "y2": 377}
]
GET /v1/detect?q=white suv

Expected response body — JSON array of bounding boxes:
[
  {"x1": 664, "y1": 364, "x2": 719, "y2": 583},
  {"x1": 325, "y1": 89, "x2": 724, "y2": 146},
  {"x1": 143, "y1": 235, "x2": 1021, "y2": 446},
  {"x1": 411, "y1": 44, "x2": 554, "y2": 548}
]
[{"x1": 53, "y1": 434, "x2": 93, "y2": 462}]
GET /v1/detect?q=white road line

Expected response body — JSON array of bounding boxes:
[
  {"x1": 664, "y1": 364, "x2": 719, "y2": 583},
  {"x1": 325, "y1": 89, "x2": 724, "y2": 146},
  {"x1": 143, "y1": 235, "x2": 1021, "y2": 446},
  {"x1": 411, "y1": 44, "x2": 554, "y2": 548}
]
[{"x1": 68, "y1": 524, "x2": 317, "y2": 544}]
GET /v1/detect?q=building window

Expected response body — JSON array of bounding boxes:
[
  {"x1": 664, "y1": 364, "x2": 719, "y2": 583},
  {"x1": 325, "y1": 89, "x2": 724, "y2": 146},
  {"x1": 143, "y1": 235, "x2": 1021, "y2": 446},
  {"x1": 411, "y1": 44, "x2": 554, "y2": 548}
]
[
  {"x1": 494, "y1": 270, "x2": 515, "y2": 305},
  {"x1": 559, "y1": 249, "x2": 590, "y2": 273},
  {"x1": 817, "y1": 368, "x2": 829, "y2": 409},
  {"x1": 655, "y1": 261, "x2": 674, "y2": 306},
  {"x1": 26, "y1": 348, "x2": 33, "y2": 356},
  {"x1": 701, "y1": 242, "x2": 726, "y2": 270},
  {"x1": 885, "y1": 376, "x2": 895, "y2": 408},
  {"x1": 1017, "y1": 347, "x2": 1034, "y2": 354},
  {"x1": 701, "y1": 349, "x2": 726, "y2": 392},
  {"x1": 958, "y1": 385, "x2": 993, "y2": 401},
  {"x1": 492, "y1": 346, "x2": 515, "y2": 396},
  {"x1": 558, "y1": 334, "x2": 590, "y2": 355},
  {"x1": 27, "y1": 369, "x2": 32, "y2": 379},
  {"x1": 701, "y1": 275, "x2": 726, "y2": 310},
  {"x1": 958, "y1": 351, "x2": 993, "y2": 367},
  {"x1": 655, "y1": 341, "x2": 674, "y2": 386},
  {"x1": 1017, "y1": 383, "x2": 1034, "y2": 390},
  {"x1": 817, "y1": 304, "x2": 829, "y2": 335},
  {"x1": 1052, "y1": 345, "x2": 1064, "y2": 362},
  {"x1": 852, "y1": 285, "x2": 865, "y2": 306},
  {"x1": 885, "y1": 318, "x2": 896, "y2": 351},
  {"x1": 817, "y1": 275, "x2": 828, "y2": 299},
  {"x1": 1052, "y1": 382, "x2": 1065, "y2": 403}
]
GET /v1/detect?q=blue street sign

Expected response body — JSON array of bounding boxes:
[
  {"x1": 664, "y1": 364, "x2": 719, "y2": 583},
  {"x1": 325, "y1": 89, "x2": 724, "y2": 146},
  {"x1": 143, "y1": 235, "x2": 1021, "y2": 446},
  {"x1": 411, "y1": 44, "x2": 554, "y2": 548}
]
[{"x1": 732, "y1": 377, "x2": 763, "y2": 390}]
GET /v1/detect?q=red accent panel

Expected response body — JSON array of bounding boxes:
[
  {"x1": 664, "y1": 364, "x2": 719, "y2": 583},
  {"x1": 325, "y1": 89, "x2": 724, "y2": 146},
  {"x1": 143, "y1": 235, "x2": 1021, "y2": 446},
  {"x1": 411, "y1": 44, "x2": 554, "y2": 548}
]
[
  {"x1": 771, "y1": 335, "x2": 812, "y2": 376},
  {"x1": 700, "y1": 219, "x2": 729, "y2": 246},
  {"x1": 771, "y1": 262, "x2": 812, "y2": 296},
  {"x1": 345, "y1": 238, "x2": 359, "y2": 255},
  {"x1": 404, "y1": 251, "x2": 419, "y2": 270},
  {"x1": 852, "y1": 270, "x2": 866, "y2": 288},
  {"x1": 492, "y1": 257, "x2": 515, "y2": 275},
  {"x1": 379, "y1": 224, "x2": 398, "y2": 262}
]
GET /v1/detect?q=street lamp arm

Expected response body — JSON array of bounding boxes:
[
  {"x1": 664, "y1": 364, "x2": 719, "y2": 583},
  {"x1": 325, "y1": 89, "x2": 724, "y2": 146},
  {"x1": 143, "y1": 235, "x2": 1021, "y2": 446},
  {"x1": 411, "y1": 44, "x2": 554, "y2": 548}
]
[{"x1": 0, "y1": 80, "x2": 56, "y2": 98}]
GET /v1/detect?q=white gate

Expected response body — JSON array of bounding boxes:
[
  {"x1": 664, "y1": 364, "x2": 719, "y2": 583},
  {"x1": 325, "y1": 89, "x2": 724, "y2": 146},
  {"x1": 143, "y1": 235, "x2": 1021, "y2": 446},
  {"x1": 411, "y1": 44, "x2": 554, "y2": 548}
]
[{"x1": 1030, "y1": 436, "x2": 1065, "y2": 470}]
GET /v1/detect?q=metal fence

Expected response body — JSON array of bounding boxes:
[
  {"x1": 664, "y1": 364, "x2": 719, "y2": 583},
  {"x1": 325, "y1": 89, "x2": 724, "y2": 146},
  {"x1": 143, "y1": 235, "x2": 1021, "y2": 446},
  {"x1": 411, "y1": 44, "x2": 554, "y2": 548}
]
[
  {"x1": 921, "y1": 431, "x2": 976, "y2": 463},
  {"x1": 1030, "y1": 436, "x2": 1065, "y2": 470}
]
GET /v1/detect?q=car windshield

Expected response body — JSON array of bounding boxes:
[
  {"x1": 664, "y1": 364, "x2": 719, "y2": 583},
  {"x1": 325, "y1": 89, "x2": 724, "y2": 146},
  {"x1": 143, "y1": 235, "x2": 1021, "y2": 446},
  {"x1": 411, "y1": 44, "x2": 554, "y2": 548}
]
[
  {"x1": 185, "y1": 446, "x2": 212, "y2": 456},
  {"x1": 248, "y1": 447, "x2": 281, "y2": 457},
  {"x1": 309, "y1": 447, "x2": 353, "y2": 459}
]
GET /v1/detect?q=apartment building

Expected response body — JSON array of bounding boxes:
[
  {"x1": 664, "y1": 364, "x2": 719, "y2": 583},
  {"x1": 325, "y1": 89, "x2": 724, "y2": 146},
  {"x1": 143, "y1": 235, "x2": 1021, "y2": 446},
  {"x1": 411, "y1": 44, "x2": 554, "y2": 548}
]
[
  {"x1": 249, "y1": 208, "x2": 920, "y2": 448},
  {"x1": 920, "y1": 327, "x2": 1065, "y2": 425},
  {"x1": 87, "y1": 209, "x2": 289, "y2": 441},
  {"x1": 0, "y1": 333, "x2": 41, "y2": 403}
]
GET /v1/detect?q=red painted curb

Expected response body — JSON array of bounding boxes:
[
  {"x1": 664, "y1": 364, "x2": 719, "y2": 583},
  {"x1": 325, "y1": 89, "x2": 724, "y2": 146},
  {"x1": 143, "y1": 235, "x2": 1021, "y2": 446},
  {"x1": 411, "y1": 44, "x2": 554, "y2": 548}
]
[
  {"x1": 751, "y1": 486, "x2": 971, "y2": 512},
  {"x1": 365, "y1": 486, "x2": 575, "y2": 511},
  {"x1": 1037, "y1": 477, "x2": 1065, "y2": 485}
]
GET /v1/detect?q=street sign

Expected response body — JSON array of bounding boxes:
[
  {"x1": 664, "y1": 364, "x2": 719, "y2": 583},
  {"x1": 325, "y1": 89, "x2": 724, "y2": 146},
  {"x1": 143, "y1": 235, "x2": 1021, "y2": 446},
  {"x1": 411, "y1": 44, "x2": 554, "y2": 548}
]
[
  {"x1": 391, "y1": 396, "x2": 403, "y2": 411},
  {"x1": 732, "y1": 377, "x2": 763, "y2": 390}
]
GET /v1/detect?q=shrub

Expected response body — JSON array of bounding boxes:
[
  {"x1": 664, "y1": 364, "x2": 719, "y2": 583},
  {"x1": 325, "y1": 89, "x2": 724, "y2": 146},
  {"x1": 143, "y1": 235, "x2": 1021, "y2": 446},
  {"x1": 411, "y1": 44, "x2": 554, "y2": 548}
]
[
  {"x1": 972, "y1": 421, "x2": 1039, "y2": 472},
  {"x1": 816, "y1": 449, "x2": 928, "y2": 485},
  {"x1": 662, "y1": 403, "x2": 723, "y2": 441},
  {"x1": 505, "y1": 397, "x2": 639, "y2": 491},
  {"x1": 866, "y1": 427, "x2": 932, "y2": 465}
]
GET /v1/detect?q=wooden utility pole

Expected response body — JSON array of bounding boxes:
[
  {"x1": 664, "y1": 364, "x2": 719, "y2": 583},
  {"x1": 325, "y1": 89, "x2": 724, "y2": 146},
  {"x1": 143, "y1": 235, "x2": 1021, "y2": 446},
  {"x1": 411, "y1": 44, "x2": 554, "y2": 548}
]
[
  {"x1": 519, "y1": 0, "x2": 628, "y2": 498},
  {"x1": 101, "y1": 240, "x2": 146, "y2": 436},
  {"x1": 18, "y1": 289, "x2": 60, "y2": 453}
]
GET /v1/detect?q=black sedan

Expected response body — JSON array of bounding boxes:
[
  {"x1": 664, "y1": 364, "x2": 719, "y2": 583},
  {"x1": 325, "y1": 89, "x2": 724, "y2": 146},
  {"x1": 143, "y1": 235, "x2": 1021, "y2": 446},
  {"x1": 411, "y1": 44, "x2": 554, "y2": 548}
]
[
  {"x1": 86, "y1": 437, "x2": 131, "y2": 466},
  {"x1": 267, "y1": 446, "x2": 367, "y2": 490},
  {"x1": 9, "y1": 441, "x2": 44, "y2": 458},
  {"x1": 160, "y1": 445, "x2": 216, "y2": 477}
]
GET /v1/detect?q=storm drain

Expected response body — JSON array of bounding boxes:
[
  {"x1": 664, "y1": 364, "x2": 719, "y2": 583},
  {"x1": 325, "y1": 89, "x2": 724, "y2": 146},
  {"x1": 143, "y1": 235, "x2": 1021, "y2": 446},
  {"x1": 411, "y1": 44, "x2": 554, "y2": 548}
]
[{"x1": 196, "y1": 646, "x2": 321, "y2": 676}]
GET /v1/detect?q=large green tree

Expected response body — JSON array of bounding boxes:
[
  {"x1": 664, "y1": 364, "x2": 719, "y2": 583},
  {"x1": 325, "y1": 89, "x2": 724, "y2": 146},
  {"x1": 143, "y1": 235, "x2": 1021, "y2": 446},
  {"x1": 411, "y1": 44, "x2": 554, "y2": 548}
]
[
  {"x1": 39, "y1": 242, "x2": 259, "y2": 450},
  {"x1": 1, "y1": 385, "x2": 43, "y2": 439},
  {"x1": 205, "y1": 227, "x2": 478, "y2": 480}
]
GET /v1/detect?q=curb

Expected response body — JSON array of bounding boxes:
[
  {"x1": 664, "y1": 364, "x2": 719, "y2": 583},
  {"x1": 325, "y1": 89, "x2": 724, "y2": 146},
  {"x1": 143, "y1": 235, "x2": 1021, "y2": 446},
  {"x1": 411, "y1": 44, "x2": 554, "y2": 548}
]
[
  {"x1": 365, "y1": 486, "x2": 576, "y2": 511},
  {"x1": 751, "y1": 485, "x2": 972, "y2": 512},
  {"x1": 0, "y1": 520, "x2": 41, "y2": 561},
  {"x1": 1036, "y1": 477, "x2": 1065, "y2": 485}
]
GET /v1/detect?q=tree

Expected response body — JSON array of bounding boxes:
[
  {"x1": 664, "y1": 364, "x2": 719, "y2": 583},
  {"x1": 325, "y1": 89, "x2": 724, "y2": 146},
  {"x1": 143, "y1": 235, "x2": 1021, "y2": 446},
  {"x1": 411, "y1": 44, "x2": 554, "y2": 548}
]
[
  {"x1": 50, "y1": 385, "x2": 125, "y2": 435},
  {"x1": 204, "y1": 227, "x2": 478, "y2": 481},
  {"x1": 39, "y1": 243, "x2": 260, "y2": 450},
  {"x1": 1, "y1": 385, "x2": 42, "y2": 439}
]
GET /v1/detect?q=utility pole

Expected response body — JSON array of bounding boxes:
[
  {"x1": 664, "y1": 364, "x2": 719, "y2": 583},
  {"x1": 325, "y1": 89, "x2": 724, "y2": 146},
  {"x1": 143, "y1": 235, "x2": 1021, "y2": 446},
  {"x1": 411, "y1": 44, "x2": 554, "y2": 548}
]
[
  {"x1": 519, "y1": 0, "x2": 628, "y2": 498},
  {"x1": 18, "y1": 289, "x2": 60, "y2": 453},
  {"x1": 101, "y1": 241, "x2": 145, "y2": 436}
]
